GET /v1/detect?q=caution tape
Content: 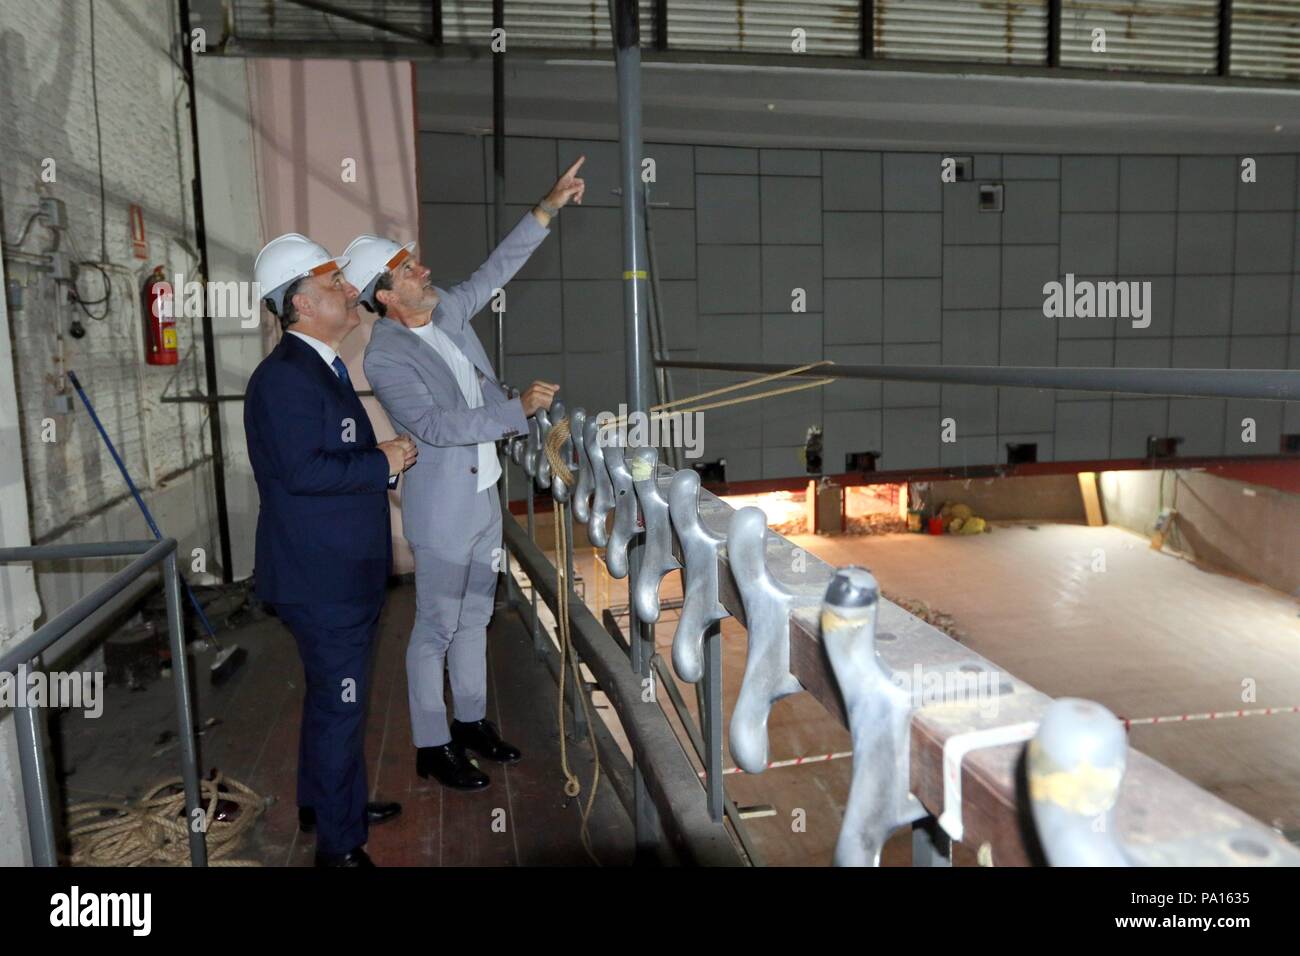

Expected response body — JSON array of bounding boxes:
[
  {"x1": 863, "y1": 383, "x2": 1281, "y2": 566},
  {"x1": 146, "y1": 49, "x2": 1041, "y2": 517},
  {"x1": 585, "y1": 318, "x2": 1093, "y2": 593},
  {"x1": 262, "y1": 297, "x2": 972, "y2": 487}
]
[{"x1": 1120, "y1": 705, "x2": 1300, "y2": 730}]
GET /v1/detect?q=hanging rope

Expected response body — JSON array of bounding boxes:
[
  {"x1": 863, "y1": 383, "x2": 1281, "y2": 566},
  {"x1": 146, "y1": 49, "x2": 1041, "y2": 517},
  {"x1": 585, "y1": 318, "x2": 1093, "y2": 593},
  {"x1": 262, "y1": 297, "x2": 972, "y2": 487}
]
[
  {"x1": 549, "y1": 495, "x2": 603, "y2": 866},
  {"x1": 66, "y1": 771, "x2": 267, "y2": 867},
  {"x1": 536, "y1": 361, "x2": 836, "y2": 865},
  {"x1": 543, "y1": 360, "x2": 837, "y2": 486}
]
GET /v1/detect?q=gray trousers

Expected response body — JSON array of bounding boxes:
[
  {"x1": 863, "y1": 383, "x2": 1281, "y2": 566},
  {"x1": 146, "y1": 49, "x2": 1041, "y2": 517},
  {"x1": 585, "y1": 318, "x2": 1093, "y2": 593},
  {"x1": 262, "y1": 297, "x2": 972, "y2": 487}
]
[{"x1": 407, "y1": 486, "x2": 502, "y2": 748}]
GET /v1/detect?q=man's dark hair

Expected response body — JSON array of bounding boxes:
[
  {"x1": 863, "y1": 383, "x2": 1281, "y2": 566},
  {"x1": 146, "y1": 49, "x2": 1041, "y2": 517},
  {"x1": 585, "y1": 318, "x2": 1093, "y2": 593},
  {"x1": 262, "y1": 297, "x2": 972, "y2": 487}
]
[
  {"x1": 370, "y1": 272, "x2": 393, "y2": 318},
  {"x1": 270, "y1": 277, "x2": 304, "y2": 332}
]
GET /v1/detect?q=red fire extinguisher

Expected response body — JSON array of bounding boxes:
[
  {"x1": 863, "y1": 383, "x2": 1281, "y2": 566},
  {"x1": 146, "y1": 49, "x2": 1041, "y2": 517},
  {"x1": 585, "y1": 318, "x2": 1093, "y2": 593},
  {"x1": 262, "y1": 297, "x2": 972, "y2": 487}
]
[{"x1": 142, "y1": 266, "x2": 178, "y2": 366}]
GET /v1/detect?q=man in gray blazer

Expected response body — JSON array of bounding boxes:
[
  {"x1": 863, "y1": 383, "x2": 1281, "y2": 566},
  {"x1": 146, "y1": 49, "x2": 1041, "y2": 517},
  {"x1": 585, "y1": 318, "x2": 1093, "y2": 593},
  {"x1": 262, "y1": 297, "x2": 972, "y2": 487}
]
[{"x1": 349, "y1": 157, "x2": 584, "y2": 789}]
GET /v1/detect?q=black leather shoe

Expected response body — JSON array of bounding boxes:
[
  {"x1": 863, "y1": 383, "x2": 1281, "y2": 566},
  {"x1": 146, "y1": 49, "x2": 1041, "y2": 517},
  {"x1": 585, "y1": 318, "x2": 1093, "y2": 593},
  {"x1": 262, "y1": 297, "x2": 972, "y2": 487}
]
[
  {"x1": 416, "y1": 743, "x2": 489, "y2": 790},
  {"x1": 452, "y1": 719, "x2": 523, "y2": 764},
  {"x1": 299, "y1": 801, "x2": 402, "y2": 834},
  {"x1": 314, "y1": 846, "x2": 375, "y2": 868}
]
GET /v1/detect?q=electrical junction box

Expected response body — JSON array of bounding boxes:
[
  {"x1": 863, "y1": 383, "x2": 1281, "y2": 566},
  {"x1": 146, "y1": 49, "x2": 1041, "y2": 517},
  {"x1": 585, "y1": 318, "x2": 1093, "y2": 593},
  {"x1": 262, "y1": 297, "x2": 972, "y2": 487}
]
[{"x1": 39, "y1": 196, "x2": 67, "y2": 230}]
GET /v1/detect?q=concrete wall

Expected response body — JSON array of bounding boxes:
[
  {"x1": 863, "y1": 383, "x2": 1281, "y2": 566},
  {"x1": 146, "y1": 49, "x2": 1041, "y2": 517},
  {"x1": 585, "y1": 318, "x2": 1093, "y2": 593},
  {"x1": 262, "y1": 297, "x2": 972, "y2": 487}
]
[
  {"x1": 245, "y1": 57, "x2": 419, "y2": 573},
  {"x1": 1099, "y1": 469, "x2": 1300, "y2": 597}
]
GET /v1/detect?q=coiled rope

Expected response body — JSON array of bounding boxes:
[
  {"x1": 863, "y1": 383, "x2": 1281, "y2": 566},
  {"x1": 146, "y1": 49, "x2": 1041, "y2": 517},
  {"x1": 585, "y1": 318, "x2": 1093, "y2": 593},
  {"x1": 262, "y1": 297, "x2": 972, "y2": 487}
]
[{"x1": 67, "y1": 771, "x2": 267, "y2": 867}]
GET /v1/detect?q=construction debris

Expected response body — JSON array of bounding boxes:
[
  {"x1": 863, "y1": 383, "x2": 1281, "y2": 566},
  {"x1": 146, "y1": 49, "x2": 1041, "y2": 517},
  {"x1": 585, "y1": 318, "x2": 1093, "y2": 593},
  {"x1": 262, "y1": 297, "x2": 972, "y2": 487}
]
[
  {"x1": 883, "y1": 592, "x2": 964, "y2": 642},
  {"x1": 844, "y1": 513, "x2": 908, "y2": 535}
]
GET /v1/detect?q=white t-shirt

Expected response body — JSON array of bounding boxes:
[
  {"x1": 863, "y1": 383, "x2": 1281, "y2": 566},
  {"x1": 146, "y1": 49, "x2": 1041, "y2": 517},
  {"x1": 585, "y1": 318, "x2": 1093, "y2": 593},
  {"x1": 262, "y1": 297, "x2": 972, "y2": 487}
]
[{"x1": 410, "y1": 321, "x2": 501, "y2": 493}]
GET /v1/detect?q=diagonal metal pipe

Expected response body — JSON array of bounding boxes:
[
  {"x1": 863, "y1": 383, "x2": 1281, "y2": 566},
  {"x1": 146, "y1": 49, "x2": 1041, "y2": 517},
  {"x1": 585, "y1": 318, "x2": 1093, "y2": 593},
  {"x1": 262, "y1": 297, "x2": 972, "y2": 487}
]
[{"x1": 655, "y1": 360, "x2": 1300, "y2": 402}]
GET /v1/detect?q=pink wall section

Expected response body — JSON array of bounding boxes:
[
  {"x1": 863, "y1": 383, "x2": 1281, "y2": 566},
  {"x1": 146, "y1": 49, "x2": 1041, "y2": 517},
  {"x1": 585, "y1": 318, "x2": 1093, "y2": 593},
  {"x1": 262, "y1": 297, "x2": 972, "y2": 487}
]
[{"x1": 247, "y1": 58, "x2": 420, "y2": 572}]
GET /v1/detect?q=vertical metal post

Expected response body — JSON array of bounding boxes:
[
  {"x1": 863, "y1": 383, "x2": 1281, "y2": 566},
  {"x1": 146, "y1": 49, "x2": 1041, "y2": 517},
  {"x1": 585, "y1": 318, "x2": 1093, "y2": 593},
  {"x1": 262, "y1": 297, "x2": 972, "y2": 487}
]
[
  {"x1": 611, "y1": 0, "x2": 654, "y2": 423},
  {"x1": 164, "y1": 552, "x2": 208, "y2": 866},
  {"x1": 178, "y1": 0, "x2": 234, "y2": 584},
  {"x1": 702, "y1": 622, "x2": 723, "y2": 822},
  {"x1": 911, "y1": 817, "x2": 952, "y2": 867},
  {"x1": 610, "y1": 0, "x2": 659, "y2": 862},
  {"x1": 492, "y1": 0, "x2": 512, "y2": 594},
  {"x1": 1047, "y1": 0, "x2": 1062, "y2": 68},
  {"x1": 527, "y1": 489, "x2": 543, "y2": 658},
  {"x1": 1218, "y1": 0, "x2": 1233, "y2": 77},
  {"x1": 14, "y1": 668, "x2": 57, "y2": 866},
  {"x1": 564, "y1": 505, "x2": 587, "y2": 735}
]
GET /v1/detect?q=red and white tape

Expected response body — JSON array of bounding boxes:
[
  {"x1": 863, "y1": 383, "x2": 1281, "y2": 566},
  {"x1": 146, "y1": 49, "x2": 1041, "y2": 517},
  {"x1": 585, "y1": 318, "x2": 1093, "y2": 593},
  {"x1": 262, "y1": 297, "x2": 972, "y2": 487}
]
[
  {"x1": 1120, "y1": 705, "x2": 1300, "y2": 730},
  {"x1": 699, "y1": 705, "x2": 1300, "y2": 777},
  {"x1": 698, "y1": 751, "x2": 853, "y2": 777}
]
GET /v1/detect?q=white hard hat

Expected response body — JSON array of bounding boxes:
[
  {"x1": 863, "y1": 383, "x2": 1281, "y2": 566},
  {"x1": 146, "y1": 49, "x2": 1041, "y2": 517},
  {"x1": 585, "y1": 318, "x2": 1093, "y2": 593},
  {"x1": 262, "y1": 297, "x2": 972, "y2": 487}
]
[
  {"x1": 341, "y1": 235, "x2": 416, "y2": 311},
  {"x1": 254, "y1": 233, "x2": 350, "y2": 315}
]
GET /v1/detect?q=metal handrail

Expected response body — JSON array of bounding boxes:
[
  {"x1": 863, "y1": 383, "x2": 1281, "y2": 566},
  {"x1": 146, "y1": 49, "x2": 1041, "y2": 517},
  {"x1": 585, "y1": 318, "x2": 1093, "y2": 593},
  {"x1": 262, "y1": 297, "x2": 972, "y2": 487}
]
[
  {"x1": 656, "y1": 359, "x2": 1300, "y2": 402},
  {"x1": 0, "y1": 539, "x2": 207, "y2": 867}
]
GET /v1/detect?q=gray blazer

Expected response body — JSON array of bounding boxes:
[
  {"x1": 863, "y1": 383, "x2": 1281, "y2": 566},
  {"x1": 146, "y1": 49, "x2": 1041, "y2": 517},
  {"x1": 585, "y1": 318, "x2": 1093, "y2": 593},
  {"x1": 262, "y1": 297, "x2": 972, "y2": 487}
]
[{"x1": 363, "y1": 211, "x2": 549, "y2": 546}]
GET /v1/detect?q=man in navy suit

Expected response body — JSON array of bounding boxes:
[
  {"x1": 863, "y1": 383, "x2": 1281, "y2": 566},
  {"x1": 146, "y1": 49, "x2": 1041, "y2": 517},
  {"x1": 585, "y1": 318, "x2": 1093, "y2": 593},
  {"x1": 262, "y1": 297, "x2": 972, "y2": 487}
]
[{"x1": 245, "y1": 234, "x2": 417, "y2": 867}]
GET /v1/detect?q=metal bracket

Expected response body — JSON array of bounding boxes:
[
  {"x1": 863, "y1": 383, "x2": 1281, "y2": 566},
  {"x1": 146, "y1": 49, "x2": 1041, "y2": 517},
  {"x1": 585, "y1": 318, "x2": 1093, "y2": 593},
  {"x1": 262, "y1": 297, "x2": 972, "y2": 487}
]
[
  {"x1": 548, "y1": 401, "x2": 571, "y2": 502},
  {"x1": 603, "y1": 440, "x2": 639, "y2": 580},
  {"x1": 667, "y1": 469, "x2": 727, "y2": 683},
  {"x1": 534, "y1": 407, "x2": 553, "y2": 490},
  {"x1": 822, "y1": 566, "x2": 925, "y2": 866},
  {"x1": 1027, "y1": 698, "x2": 1131, "y2": 867},
  {"x1": 509, "y1": 434, "x2": 525, "y2": 467},
  {"x1": 569, "y1": 407, "x2": 591, "y2": 521},
  {"x1": 726, "y1": 506, "x2": 805, "y2": 775},
  {"x1": 631, "y1": 447, "x2": 680, "y2": 625},
  {"x1": 583, "y1": 416, "x2": 615, "y2": 548}
]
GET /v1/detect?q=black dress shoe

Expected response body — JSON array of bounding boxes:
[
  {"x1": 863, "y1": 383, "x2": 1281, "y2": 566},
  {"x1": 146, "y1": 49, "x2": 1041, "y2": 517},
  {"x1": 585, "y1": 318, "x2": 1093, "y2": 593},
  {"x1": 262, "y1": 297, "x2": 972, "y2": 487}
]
[
  {"x1": 314, "y1": 846, "x2": 375, "y2": 868},
  {"x1": 299, "y1": 801, "x2": 403, "y2": 834},
  {"x1": 451, "y1": 718, "x2": 523, "y2": 764},
  {"x1": 417, "y1": 743, "x2": 489, "y2": 790}
]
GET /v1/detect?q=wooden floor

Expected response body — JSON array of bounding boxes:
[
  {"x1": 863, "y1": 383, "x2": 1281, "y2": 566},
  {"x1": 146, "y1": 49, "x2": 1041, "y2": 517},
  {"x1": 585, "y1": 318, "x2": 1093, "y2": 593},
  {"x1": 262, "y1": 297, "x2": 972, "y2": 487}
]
[{"x1": 53, "y1": 583, "x2": 634, "y2": 867}]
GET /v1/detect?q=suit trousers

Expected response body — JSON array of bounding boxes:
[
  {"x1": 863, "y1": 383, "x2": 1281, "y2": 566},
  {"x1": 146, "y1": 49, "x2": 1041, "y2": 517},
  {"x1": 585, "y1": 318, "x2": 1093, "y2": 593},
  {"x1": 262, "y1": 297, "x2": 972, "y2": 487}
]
[
  {"x1": 407, "y1": 485, "x2": 502, "y2": 747},
  {"x1": 275, "y1": 592, "x2": 384, "y2": 856}
]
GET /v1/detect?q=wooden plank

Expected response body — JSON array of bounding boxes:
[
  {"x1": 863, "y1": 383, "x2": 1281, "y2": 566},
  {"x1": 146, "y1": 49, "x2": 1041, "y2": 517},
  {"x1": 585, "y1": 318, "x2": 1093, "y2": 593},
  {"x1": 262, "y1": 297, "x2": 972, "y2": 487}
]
[{"x1": 1077, "y1": 471, "x2": 1105, "y2": 527}]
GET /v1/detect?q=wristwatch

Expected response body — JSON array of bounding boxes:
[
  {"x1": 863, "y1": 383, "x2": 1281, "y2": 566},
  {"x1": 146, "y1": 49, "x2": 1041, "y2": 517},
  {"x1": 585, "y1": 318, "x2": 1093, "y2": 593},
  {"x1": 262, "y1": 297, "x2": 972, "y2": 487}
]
[{"x1": 538, "y1": 199, "x2": 560, "y2": 217}]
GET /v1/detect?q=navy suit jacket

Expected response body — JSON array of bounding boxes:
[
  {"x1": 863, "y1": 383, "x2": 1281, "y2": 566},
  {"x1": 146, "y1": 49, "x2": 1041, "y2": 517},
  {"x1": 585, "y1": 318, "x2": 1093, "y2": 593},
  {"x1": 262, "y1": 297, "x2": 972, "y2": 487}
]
[{"x1": 244, "y1": 332, "x2": 393, "y2": 606}]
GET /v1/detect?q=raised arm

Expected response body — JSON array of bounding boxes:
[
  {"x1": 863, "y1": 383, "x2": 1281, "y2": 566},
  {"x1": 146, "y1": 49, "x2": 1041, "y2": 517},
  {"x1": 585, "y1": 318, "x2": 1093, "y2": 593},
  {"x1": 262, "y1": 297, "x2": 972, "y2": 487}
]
[{"x1": 437, "y1": 155, "x2": 586, "y2": 334}]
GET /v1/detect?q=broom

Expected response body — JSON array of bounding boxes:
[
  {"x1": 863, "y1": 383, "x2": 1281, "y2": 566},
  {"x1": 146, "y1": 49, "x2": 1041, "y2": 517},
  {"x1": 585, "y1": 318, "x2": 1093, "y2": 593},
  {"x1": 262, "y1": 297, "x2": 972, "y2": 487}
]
[{"x1": 68, "y1": 371, "x2": 246, "y2": 684}]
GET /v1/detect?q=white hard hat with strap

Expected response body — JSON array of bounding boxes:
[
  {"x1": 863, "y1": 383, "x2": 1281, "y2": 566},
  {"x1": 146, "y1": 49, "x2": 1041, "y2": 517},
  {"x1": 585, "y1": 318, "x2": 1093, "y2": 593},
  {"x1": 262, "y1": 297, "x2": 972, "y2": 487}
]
[
  {"x1": 254, "y1": 233, "x2": 349, "y2": 316},
  {"x1": 341, "y1": 235, "x2": 416, "y2": 312}
]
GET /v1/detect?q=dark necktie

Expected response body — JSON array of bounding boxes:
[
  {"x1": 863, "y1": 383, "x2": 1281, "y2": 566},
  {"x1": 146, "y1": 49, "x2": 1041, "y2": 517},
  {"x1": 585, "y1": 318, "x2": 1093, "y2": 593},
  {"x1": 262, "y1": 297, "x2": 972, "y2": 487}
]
[{"x1": 331, "y1": 356, "x2": 351, "y2": 387}]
